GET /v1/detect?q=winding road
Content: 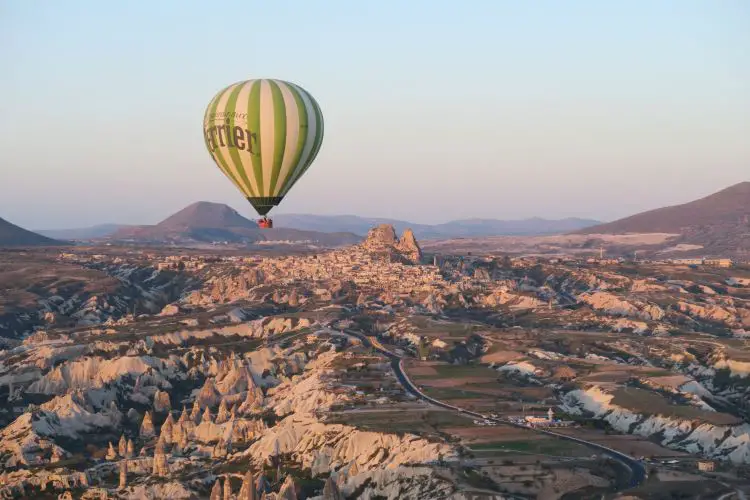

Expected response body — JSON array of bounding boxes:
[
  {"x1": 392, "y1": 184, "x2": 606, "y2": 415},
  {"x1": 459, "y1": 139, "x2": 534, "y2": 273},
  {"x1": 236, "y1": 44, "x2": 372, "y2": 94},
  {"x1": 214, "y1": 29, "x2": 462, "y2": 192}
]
[{"x1": 344, "y1": 329, "x2": 647, "y2": 491}]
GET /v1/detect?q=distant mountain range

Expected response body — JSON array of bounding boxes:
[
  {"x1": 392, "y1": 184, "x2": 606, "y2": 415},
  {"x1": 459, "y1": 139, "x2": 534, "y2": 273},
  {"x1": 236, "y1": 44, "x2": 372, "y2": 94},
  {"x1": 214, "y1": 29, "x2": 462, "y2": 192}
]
[
  {"x1": 270, "y1": 215, "x2": 601, "y2": 239},
  {"x1": 102, "y1": 202, "x2": 361, "y2": 247},
  {"x1": 575, "y1": 182, "x2": 750, "y2": 254},
  {"x1": 37, "y1": 224, "x2": 129, "y2": 241},
  {"x1": 39, "y1": 212, "x2": 601, "y2": 241},
  {"x1": 20, "y1": 181, "x2": 750, "y2": 254},
  {"x1": 0, "y1": 217, "x2": 68, "y2": 247}
]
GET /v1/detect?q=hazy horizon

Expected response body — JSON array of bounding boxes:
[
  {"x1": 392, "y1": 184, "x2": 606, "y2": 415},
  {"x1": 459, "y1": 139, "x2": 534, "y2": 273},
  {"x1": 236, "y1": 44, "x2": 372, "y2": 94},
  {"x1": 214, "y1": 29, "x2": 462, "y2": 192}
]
[
  {"x1": 2, "y1": 1, "x2": 748, "y2": 230},
  {"x1": 20, "y1": 180, "x2": 736, "y2": 231},
  {"x1": 28, "y1": 201, "x2": 606, "y2": 231}
]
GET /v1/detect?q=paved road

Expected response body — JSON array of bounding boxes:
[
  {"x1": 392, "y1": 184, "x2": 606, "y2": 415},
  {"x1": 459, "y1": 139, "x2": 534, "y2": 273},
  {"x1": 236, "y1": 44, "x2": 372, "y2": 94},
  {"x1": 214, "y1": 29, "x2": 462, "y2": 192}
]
[{"x1": 344, "y1": 329, "x2": 647, "y2": 491}]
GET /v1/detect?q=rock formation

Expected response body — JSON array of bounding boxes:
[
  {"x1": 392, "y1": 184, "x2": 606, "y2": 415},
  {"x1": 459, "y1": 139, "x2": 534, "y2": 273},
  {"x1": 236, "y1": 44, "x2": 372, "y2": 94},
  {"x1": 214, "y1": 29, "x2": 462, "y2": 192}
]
[
  {"x1": 223, "y1": 477, "x2": 232, "y2": 500},
  {"x1": 287, "y1": 288, "x2": 299, "y2": 307},
  {"x1": 197, "y1": 377, "x2": 222, "y2": 408},
  {"x1": 153, "y1": 389, "x2": 172, "y2": 413},
  {"x1": 190, "y1": 400, "x2": 202, "y2": 423},
  {"x1": 362, "y1": 224, "x2": 423, "y2": 264},
  {"x1": 277, "y1": 475, "x2": 298, "y2": 500},
  {"x1": 247, "y1": 413, "x2": 454, "y2": 472},
  {"x1": 322, "y1": 476, "x2": 344, "y2": 500},
  {"x1": 140, "y1": 411, "x2": 155, "y2": 439},
  {"x1": 152, "y1": 439, "x2": 168, "y2": 476},
  {"x1": 216, "y1": 398, "x2": 229, "y2": 424},
  {"x1": 210, "y1": 480, "x2": 222, "y2": 500},
  {"x1": 237, "y1": 470, "x2": 257, "y2": 500},
  {"x1": 160, "y1": 412, "x2": 175, "y2": 444},
  {"x1": 395, "y1": 228, "x2": 422, "y2": 263},
  {"x1": 365, "y1": 224, "x2": 398, "y2": 247},
  {"x1": 118, "y1": 435, "x2": 127, "y2": 457},
  {"x1": 202, "y1": 406, "x2": 213, "y2": 425},
  {"x1": 105, "y1": 442, "x2": 117, "y2": 460}
]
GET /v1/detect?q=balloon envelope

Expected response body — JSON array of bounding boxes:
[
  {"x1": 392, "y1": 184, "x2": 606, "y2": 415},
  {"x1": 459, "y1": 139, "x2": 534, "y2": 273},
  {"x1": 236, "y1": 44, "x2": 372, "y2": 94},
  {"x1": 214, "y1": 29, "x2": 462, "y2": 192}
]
[{"x1": 203, "y1": 79, "x2": 324, "y2": 216}]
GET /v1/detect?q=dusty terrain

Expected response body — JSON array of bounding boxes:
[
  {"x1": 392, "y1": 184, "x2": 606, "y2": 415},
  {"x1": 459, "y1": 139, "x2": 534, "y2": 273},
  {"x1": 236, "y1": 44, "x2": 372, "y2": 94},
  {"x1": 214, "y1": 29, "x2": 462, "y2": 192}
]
[{"x1": 0, "y1": 225, "x2": 748, "y2": 499}]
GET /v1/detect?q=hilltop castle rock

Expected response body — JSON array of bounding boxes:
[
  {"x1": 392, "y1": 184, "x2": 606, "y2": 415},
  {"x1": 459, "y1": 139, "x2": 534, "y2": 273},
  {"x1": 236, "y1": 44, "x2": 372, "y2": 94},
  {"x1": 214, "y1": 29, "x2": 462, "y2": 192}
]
[{"x1": 362, "y1": 224, "x2": 422, "y2": 264}]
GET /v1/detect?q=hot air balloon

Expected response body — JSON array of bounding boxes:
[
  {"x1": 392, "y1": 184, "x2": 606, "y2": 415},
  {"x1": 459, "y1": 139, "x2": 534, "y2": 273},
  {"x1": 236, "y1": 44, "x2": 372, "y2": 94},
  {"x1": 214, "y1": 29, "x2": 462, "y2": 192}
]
[{"x1": 202, "y1": 79, "x2": 324, "y2": 229}]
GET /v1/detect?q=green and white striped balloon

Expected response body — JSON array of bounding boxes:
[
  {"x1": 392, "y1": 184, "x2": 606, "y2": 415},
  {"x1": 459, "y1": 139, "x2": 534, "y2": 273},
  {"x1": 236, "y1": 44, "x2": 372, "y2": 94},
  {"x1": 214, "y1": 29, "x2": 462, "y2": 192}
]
[{"x1": 202, "y1": 79, "x2": 324, "y2": 216}]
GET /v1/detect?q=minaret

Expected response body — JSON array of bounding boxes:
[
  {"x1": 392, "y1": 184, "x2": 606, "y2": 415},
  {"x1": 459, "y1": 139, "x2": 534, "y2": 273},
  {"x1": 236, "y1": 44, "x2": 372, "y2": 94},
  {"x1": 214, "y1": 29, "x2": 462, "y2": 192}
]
[{"x1": 547, "y1": 407, "x2": 554, "y2": 422}]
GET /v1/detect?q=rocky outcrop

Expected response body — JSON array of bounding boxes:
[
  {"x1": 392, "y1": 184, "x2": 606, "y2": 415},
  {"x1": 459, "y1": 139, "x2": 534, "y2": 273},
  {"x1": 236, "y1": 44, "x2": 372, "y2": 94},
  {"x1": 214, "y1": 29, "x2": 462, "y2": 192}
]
[
  {"x1": 216, "y1": 399, "x2": 229, "y2": 424},
  {"x1": 196, "y1": 378, "x2": 222, "y2": 408},
  {"x1": 118, "y1": 435, "x2": 127, "y2": 457},
  {"x1": 362, "y1": 225, "x2": 423, "y2": 264},
  {"x1": 106, "y1": 442, "x2": 117, "y2": 460},
  {"x1": 341, "y1": 466, "x2": 456, "y2": 500},
  {"x1": 0, "y1": 470, "x2": 90, "y2": 498},
  {"x1": 322, "y1": 476, "x2": 345, "y2": 500},
  {"x1": 277, "y1": 475, "x2": 298, "y2": 500},
  {"x1": 395, "y1": 229, "x2": 422, "y2": 263},
  {"x1": 677, "y1": 300, "x2": 738, "y2": 326},
  {"x1": 154, "y1": 389, "x2": 172, "y2": 413},
  {"x1": 186, "y1": 270, "x2": 264, "y2": 306},
  {"x1": 0, "y1": 392, "x2": 121, "y2": 468},
  {"x1": 210, "y1": 480, "x2": 222, "y2": 500},
  {"x1": 246, "y1": 413, "x2": 455, "y2": 472},
  {"x1": 121, "y1": 482, "x2": 194, "y2": 500},
  {"x1": 27, "y1": 355, "x2": 176, "y2": 395},
  {"x1": 365, "y1": 225, "x2": 398, "y2": 247},
  {"x1": 152, "y1": 439, "x2": 168, "y2": 476},
  {"x1": 237, "y1": 470, "x2": 257, "y2": 500},
  {"x1": 265, "y1": 350, "x2": 350, "y2": 416},
  {"x1": 223, "y1": 477, "x2": 232, "y2": 500},
  {"x1": 562, "y1": 386, "x2": 750, "y2": 464},
  {"x1": 140, "y1": 411, "x2": 156, "y2": 439},
  {"x1": 160, "y1": 413, "x2": 175, "y2": 444},
  {"x1": 578, "y1": 291, "x2": 665, "y2": 321},
  {"x1": 483, "y1": 289, "x2": 546, "y2": 309}
]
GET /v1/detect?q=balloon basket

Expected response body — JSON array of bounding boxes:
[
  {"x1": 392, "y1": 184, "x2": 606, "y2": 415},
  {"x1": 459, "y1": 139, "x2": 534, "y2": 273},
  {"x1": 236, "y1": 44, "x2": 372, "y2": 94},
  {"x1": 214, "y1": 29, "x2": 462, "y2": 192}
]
[{"x1": 258, "y1": 218, "x2": 273, "y2": 229}]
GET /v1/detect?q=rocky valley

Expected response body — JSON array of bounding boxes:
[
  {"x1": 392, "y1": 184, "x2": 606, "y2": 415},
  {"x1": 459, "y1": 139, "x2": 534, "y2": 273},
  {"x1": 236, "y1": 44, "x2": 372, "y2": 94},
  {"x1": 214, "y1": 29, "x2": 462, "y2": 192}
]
[{"x1": 0, "y1": 225, "x2": 748, "y2": 499}]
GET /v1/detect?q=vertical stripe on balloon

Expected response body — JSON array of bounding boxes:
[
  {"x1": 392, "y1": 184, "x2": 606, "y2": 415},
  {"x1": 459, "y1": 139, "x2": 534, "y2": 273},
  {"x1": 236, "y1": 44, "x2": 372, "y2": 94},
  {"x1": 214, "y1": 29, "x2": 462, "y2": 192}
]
[
  {"x1": 206, "y1": 82, "x2": 246, "y2": 196},
  {"x1": 267, "y1": 80, "x2": 287, "y2": 197},
  {"x1": 274, "y1": 81, "x2": 302, "y2": 197},
  {"x1": 225, "y1": 83, "x2": 257, "y2": 197},
  {"x1": 247, "y1": 81, "x2": 264, "y2": 196}
]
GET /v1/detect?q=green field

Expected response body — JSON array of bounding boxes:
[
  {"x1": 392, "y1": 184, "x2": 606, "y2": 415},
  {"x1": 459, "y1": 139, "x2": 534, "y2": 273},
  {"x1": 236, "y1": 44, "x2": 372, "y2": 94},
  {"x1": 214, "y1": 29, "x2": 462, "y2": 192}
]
[
  {"x1": 329, "y1": 409, "x2": 474, "y2": 434},
  {"x1": 421, "y1": 387, "x2": 495, "y2": 400},
  {"x1": 431, "y1": 364, "x2": 498, "y2": 378},
  {"x1": 469, "y1": 439, "x2": 590, "y2": 457}
]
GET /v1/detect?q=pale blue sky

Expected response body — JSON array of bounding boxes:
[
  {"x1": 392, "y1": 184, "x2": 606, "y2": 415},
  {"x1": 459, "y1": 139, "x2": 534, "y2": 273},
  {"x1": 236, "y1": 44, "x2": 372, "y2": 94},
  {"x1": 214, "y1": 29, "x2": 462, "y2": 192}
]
[{"x1": 1, "y1": 1, "x2": 748, "y2": 229}]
